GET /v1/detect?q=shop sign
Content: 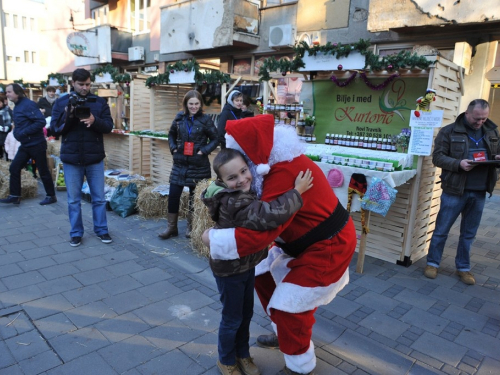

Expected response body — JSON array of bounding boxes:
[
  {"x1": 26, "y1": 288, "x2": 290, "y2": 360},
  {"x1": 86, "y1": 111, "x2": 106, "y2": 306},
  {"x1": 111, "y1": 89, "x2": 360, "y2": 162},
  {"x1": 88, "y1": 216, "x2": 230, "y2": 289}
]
[
  {"x1": 299, "y1": 52, "x2": 365, "y2": 71},
  {"x1": 168, "y1": 70, "x2": 195, "y2": 84},
  {"x1": 144, "y1": 66, "x2": 159, "y2": 73},
  {"x1": 310, "y1": 77, "x2": 430, "y2": 148},
  {"x1": 67, "y1": 32, "x2": 98, "y2": 58}
]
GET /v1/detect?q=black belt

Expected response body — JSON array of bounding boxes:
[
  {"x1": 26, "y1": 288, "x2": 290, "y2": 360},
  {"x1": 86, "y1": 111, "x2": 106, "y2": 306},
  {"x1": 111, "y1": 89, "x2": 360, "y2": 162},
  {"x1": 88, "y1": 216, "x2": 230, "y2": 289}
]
[{"x1": 275, "y1": 202, "x2": 350, "y2": 258}]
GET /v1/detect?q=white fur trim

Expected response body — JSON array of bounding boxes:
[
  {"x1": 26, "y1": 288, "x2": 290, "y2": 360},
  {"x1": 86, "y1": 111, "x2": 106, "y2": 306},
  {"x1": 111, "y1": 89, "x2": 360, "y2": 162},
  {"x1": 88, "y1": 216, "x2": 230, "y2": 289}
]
[
  {"x1": 256, "y1": 163, "x2": 270, "y2": 175},
  {"x1": 284, "y1": 340, "x2": 316, "y2": 373},
  {"x1": 208, "y1": 228, "x2": 239, "y2": 260},
  {"x1": 267, "y1": 267, "x2": 350, "y2": 315},
  {"x1": 255, "y1": 246, "x2": 284, "y2": 277}
]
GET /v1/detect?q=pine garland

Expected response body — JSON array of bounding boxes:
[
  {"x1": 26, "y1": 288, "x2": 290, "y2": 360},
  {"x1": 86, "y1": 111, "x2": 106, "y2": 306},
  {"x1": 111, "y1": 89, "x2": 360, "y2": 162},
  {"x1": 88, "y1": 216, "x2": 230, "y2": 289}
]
[
  {"x1": 91, "y1": 64, "x2": 119, "y2": 81},
  {"x1": 47, "y1": 73, "x2": 67, "y2": 84}
]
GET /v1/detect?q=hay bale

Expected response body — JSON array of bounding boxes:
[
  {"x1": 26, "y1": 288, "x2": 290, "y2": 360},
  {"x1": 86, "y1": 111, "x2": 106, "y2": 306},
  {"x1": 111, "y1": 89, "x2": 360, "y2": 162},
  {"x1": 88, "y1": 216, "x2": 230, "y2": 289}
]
[
  {"x1": 0, "y1": 160, "x2": 10, "y2": 174},
  {"x1": 0, "y1": 168, "x2": 39, "y2": 199},
  {"x1": 46, "y1": 140, "x2": 61, "y2": 156},
  {"x1": 136, "y1": 184, "x2": 190, "y2": 220},
  {"x1": 136, "y1": 186, "x2": 168, "y2": 219},
  {"x1": 105, "y1": 177, "x2": 152, "y2": 193},
  {"x1": 189, "y1": 179, "x2": 215, "y2": 258}
]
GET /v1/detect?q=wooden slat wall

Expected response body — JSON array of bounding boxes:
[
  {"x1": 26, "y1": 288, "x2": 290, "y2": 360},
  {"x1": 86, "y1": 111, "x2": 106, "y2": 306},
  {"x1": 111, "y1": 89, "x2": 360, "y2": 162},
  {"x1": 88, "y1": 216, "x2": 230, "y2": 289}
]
[
  {"x1": 408, "y1": 57, "x2": 463, "y2": 262},
  {"x1": 104, "y1": 133, "x2": 130, "y2": 170},
  {"x1": 130, "y1": 79, "x2": 152, "y2": 176}
]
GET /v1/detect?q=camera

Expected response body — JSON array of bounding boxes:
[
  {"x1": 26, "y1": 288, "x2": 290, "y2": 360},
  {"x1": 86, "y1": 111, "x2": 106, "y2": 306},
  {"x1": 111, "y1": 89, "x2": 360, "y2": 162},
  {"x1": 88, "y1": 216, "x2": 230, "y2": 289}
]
[{"x1": 68, "y1": 93, "x2": 96, "y2": 119}]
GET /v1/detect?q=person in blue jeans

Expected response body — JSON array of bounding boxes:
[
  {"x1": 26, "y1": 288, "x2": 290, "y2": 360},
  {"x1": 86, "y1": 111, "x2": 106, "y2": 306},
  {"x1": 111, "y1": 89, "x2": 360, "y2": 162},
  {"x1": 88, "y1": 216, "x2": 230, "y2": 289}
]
[
  {"x1": 51, "y1": 68, "x2": 114, "y2": 247},
  {"x1": 0, "y1": 84, "x2": 56, "y2": 205},
  {"x1": 424, "y1": 99, "x2": 500, "y2": 285}
]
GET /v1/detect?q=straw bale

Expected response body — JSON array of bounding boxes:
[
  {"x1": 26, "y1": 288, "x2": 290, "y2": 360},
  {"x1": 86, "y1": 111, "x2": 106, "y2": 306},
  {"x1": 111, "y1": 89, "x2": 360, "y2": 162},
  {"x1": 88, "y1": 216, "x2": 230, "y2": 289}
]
[
  {"x1": 0, "y1": 170, "x2": 8, "y2": 198},
  {"x1": 20, "y1": 170, "x2": 38, "y2": 198},
  {"x1": 46, "y1": 140, "x2": 61, "y2": 156},
  {"x1": 189, "y1": 179, "x2": 215, "y2": 258},
  {"x1": 106, "y1": 177, "x2": 152, "y2": 193},
  {"x1": 136, "y1": 185, "x2": 190, "y2": 220}
]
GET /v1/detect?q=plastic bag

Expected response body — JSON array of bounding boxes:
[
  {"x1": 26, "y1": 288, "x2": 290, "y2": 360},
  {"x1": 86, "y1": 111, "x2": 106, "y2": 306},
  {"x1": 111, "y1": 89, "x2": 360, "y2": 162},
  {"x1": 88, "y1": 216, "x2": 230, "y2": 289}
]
[
  {"x1": 360, "y1": 177, "x2": 397, "y2": 217},
  {"x1": 109, "y1": 183, "x2": 138, "y2": 218}
]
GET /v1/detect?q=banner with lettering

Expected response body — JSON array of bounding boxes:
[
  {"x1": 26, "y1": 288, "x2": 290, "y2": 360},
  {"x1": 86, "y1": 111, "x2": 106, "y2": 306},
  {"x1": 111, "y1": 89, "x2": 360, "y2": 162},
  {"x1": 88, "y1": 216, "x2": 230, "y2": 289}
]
[{"x1": 311, "y1": 77, "x2": 430, "y2": 148}]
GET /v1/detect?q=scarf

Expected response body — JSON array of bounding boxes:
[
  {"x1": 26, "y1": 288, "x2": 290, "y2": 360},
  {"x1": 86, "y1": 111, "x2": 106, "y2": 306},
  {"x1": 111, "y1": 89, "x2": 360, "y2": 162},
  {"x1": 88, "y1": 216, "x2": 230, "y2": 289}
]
[{"x1": 45, "y1": 95, "x2": 57, "y2": 105}]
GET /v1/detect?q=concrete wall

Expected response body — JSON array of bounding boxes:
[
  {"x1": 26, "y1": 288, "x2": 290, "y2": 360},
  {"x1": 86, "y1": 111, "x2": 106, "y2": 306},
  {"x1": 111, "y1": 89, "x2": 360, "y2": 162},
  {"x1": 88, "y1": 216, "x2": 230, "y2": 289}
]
[{"x1": 368, "y1": 0, "x2": 500, "y2": 32}]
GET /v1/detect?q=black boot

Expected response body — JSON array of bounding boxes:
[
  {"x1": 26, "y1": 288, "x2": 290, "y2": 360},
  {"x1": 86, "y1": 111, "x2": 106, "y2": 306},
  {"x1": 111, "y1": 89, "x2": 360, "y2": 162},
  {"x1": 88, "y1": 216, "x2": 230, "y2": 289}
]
[{"x1": 256, "y1": 333, "x2": 279, "y2": 349}]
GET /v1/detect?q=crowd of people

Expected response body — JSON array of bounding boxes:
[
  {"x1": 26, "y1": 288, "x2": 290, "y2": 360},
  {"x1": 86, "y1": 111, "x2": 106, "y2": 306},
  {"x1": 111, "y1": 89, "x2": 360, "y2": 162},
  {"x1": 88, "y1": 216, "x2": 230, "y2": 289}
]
[{"x1": 0, "y1": 67, "x2": 499, "y2": 375}]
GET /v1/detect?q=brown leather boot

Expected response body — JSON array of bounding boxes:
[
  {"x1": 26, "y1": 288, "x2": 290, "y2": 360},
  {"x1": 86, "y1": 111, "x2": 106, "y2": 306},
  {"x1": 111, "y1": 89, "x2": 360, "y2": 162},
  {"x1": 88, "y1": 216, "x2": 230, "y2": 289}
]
[
  {"x1": 185, "y1": 211, "x2": 193, "y2": 238},
  {"x1": 158, "y1": 213, "x2": 179, "y2": 239}
]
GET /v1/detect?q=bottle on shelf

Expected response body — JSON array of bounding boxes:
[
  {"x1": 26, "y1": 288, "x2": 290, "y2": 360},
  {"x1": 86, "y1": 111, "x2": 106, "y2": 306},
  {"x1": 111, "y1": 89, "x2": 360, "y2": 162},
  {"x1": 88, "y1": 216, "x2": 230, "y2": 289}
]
[
  {"x1": 371, "y1": 137, "x2": 377, "y2": 150},
  {"x1": 333, "y1": 134, "x2": 338, "y2": 145},
  {"x1": 382, "y1": 138, "x2": 389, "y2": 151},
  {"x1": 376, "y1": 138, "x2": 383, "y2": 150},
  {"x1": 345, "y1": 135, "x2": 351, "y2": 147},
  {"x1": 391, "y1": 138, "x2": 397, "y2": 152},
  {"x1": 325, "y1": 133, "x2": 330, "y2": 145},
  {"x1": 357, "y1": 136, "x2": 363, "y2": 148}
]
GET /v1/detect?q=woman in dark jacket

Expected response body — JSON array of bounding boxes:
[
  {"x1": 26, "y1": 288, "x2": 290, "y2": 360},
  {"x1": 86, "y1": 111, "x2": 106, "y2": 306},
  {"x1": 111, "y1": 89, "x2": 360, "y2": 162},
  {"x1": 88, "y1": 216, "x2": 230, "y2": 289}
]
[
  {"x1": 217, "y1": 90, "x2": 243, "y2": 149},
  {"x1": 159, "y1": 90, "x2": 219, "y2": 240}
]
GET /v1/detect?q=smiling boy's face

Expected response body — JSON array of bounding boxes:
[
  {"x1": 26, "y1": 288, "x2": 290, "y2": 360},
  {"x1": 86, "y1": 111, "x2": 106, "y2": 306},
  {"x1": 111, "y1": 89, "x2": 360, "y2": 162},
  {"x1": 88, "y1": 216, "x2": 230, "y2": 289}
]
[{"x1": 218, "y1": 155, "x2": 252, "y2": 192}]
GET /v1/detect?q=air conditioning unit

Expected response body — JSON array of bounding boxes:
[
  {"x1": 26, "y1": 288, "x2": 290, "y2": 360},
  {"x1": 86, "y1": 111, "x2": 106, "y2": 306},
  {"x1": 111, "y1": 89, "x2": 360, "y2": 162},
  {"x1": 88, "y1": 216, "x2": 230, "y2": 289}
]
[
  {"x1": 128, "y1": 46, "x2": 145, "y2": 61},
  {"x1": 269, "y1": 24, "x2": 296, "y2": 48}
]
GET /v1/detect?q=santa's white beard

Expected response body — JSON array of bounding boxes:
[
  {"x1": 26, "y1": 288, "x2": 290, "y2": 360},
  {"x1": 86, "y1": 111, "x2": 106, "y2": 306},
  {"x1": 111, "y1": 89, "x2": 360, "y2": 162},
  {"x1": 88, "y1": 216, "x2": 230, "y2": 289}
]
[{"x1": 225, "y1": 125, "x2": 305, "y2": 197}]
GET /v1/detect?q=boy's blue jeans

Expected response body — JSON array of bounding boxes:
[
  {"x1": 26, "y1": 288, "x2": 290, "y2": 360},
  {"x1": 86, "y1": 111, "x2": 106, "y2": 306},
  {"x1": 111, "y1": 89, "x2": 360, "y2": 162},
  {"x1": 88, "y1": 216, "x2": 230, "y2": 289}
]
[
  {"x1": 427, "y1": 190, "x2": 486, "y2": 271},
  {"x1": 214, "y1": 268, "x2": 255, "y2": 365}
]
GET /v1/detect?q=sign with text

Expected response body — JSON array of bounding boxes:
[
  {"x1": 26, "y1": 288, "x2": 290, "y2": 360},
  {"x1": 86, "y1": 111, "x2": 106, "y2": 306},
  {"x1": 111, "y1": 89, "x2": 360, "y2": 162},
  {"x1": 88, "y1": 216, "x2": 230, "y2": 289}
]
[
  {"x1": 409, "y1": 110, "x2": 444, "y2": 127},
  {"x1": 312, "y1": 77, "x2": 429, "y2": 151},
  {"x1": 408, "y1": 126, "x2": 434, "y2": 156}
]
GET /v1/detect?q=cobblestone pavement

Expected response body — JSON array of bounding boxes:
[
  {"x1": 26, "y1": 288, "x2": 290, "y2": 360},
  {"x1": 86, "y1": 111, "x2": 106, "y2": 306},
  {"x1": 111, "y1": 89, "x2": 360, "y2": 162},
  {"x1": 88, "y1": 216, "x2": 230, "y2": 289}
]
[{"x1": 1, "y1": 184, "x2": 499, "y2": 375}]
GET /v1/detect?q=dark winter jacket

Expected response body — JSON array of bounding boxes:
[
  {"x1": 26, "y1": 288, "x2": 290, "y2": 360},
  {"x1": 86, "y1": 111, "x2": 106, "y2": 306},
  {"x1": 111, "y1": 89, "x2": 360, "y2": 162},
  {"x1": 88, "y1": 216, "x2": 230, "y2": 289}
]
[
  {"x1": 12, "y1": 96, "x2": 46, "y2": 147},
  {"x1": 168, "y1": 111, "x2": 219, "y2": 186},
  {"x1": 202, "y1": 180, "x2": 303, "y2": 277},
  {"x1": 51, "y1": 92, "x2": 113, "y2": 166},
  {"x1": 0, "y1": 106, "x2": 12, "y2": 145},
  {"x1": 217, "y1": 93, "x2": 243, "y2": 149},
  {"x1": 37, "y1": 97, "x2": 55, "y2": 118},
  {"x1": 432, "y1": 113, "x2": 500, "y2": 196}
]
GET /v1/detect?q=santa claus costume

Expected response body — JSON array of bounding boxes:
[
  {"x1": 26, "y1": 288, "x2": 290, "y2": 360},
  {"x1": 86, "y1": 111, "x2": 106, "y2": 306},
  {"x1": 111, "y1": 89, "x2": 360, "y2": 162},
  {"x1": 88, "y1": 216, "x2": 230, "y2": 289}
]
[{"x1": 208, "y1": 114, "x2": 357, "y2": 375}]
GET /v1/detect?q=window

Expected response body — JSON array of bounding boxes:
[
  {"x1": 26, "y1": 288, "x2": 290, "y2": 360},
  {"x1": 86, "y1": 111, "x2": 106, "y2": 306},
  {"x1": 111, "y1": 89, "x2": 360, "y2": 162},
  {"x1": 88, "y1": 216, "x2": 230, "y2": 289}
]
[
  {"x1": 92, "y1": 4, "x2": 109, "y2": 26},
  {"x1": 7, "y1": 56, "x2": 13, "y2": 62},
  {"x1": 265, "y1": 0, "x2": 297, "y2": 6},
  {"x1": 13, "y1": 15, "x2": 18, "y2": 28},
  {"x1": 24, "y1": 51, "x2": 29, "y2": 63},
  {"x1": 4, "y1": 13, "x2": 9, "y2": 28},
  {"x1": 16, "y1": 57, "x2": 20, "y2": 62},
  {"x1": 22, "y1": 16, "x2": 27, "y2": 30},
  {"x1": 32, "y1": 51, "x2": 36, "y2": 64},
  {"x1": 130, "y1": 0, "x2": 151, "y2": 33},
  {"x1": 30, "y1": 18, "x2": 35, "y2": 31}
]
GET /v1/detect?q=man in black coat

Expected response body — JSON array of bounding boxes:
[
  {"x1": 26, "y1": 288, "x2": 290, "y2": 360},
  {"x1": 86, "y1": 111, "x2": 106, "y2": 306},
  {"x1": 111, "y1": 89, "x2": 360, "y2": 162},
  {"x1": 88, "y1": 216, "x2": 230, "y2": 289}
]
[{"x1": 51, "y1": 68, "x2": 114, "y2": 247}]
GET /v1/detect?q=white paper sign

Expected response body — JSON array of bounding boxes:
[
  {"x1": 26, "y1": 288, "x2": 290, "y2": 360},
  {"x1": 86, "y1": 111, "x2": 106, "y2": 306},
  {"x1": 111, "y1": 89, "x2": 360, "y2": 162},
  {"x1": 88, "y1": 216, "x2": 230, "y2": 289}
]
[
  {"x1": 409, "y1": 110, "x2": 444, "y2": 128},
  {"x1": 408, "y1": 126, "x2": 435, "y2": 156}
]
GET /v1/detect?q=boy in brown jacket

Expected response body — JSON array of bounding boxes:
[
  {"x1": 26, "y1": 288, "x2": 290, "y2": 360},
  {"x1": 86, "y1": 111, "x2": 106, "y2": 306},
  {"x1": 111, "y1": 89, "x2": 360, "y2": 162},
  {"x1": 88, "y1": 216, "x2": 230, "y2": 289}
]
[{"x1": 202, "y1": 148, "x2": 312, "y2": 375}]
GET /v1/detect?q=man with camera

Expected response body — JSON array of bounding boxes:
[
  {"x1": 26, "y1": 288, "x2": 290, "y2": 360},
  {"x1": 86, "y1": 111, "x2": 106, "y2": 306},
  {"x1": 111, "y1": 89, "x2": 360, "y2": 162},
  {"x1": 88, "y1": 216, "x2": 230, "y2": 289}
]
[
  {"x1": 51, "y1": 68, "x2": 114, "y2": 247},
  {"x1": 0, "y1": 83, "x2": 57, "y2": 205}
]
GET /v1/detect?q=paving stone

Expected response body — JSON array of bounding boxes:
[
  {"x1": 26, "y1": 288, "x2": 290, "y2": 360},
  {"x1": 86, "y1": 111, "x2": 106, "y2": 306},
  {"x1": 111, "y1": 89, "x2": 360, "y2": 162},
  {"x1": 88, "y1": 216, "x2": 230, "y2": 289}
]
[
  {"x1": 0, "y1": 264, "x2": 24, "y2": 278},
  {"x1": 72, "y1": 268, "x2": 115, "y2": 286},
  {"x1": 130, "y1": 267, "x2": 172, "y2": 285},
  {"x1": 72, "y1": 256, "x2": 112, "y2": 272},
  {"x1": 440, "y1": 305, "x2": 488, "y2": 331},
  {"x1": 476, "y1": 357, "x2": 500, "y2": 375},
  {"x1": 22, "y1": 294, "x2": 74, "y2": 320},
  {"x1": 0, "y1": 340, "x2": 17, "y2": 369},
  {"x1": 400, "y1": 308, "x2": 449, "y2": 335},
  {"x1": 354, "y1": 291, "x2": 401, "y2": 313},
  {"x1": 133, "y1": 300, "x2": 176, "y2": 326},
  {"x1": 94, "y1": 312, "x2": 150, "y2": 343},
  {"x1": 455, "y1": 330, "x2": 500, "y2": 361},
  {"x1": 141, "y1": 320, "x2": 207, "y2": 351},
  {"x1": 37, "y1": 275, "x2": 82, "y2": 296},
  {"x1": 4, "y1": 329, "x2": 52, "y2": 362},
  {"x1": 44, "y1": 352, "x2": 118, "y2": 375},
  {"x1": 359, "y1": 311, "x2": 410, "y2": 341},
  {"x1": 2, "y1": 270, "x2": 45, "y2": 290},
  {"x1": 49, "y1": 326, "x2": 111, "y2": 362},
  {"x1": 136, "y1": 279, "x2": 184, "y2": 302},
  {"x1": 326, "y1": 330, "x2": 413, "y2": 375},
  {"x1": 98, "y1": 274, "x2": 143, "y2": 295},
  {"x1": 38, "y1": 264, "x2": 80, "y2": 281},
  {"x1": 134, "y1": 348, "x2": 205, "y2": 375},
  {"x1": 18, "y1": 350, "x2": 62, "y2": 375},
  {"x1": 65, "y1": 301, "x2": 118, "y2": 328},
  {"x1": 351, "y1": 275, "x2": 393, "y2": 293},
  {"x1": 394, "y1": 288, "x2": 439, "y2": 310},
  {"x1": 33, "y1": 312, "x2": 78, "y2": 339},
  {"x1": 50, "y1": 250, "x2": 88, "y2": 265},
  {"x1": 0, "y1": 284, "x2": 45, "y2": 306},
  {"x1": 408, "y1": 361, "x2": 446, "y2": 374},
  {"x1": 428, "y1": 286, "x2": 473, "y2": 308},
  {"x1": 411, "y1": 332, "x2": 467, "y2": 367},
  {"x1": 97, "y1": 335, "x2": 164, "y2": 373},
  {"x1": 0, "y1": 365, "x2": 23, "y2": 375},
  {"x1": 102, "y1": 289, "x2": 151, "y2": 315},
  {"x1": 62, "y1": 284, "x2": 109, "y2": 307},
  {"x1": 105, "y1": 260, "x2": 144, "y2": 277}
]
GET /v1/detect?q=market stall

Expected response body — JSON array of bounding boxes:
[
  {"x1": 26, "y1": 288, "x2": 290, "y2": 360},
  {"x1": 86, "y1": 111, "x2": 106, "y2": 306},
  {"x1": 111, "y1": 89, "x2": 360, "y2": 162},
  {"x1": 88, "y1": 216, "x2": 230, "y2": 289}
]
[{"x1": 261, "y1": 48, "x2": 463, "y2": 267}]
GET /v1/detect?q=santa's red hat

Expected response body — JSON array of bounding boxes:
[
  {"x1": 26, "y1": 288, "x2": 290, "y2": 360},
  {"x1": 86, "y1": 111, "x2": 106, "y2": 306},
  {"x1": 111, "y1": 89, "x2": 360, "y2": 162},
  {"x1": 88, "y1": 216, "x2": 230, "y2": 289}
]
[{"x1": 226, "y1": 114, "x2": 274, "y2": 175}]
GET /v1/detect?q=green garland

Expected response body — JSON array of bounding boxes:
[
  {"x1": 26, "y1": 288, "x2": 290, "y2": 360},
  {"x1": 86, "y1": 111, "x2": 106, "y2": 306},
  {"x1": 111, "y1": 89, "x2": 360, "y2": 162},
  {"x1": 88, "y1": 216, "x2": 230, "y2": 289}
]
[
  {"x1": 48, "y1": 73, "x2": 67, "y2": 84},
  {"x1": 14, "y1": 79, "x2": 24, "y2": 86},
  {"x1": 129, "y1": 130, "x2": 168, "y2": 139},
  {"x1": 145, "y1": 59, "x2": 230, "y2": 88},
  {"x1": 112, "y1": 72, "x2": 132, "y2": 84},
  {"x1": 0, "y1": 83, "x2": 5, "y2": 92},
  {"x1": 257, "y1": 38, "x2": 435, "y2": 81},
  {"x1": 91, "y1": 64, "x2": 119, "y2": 81}
]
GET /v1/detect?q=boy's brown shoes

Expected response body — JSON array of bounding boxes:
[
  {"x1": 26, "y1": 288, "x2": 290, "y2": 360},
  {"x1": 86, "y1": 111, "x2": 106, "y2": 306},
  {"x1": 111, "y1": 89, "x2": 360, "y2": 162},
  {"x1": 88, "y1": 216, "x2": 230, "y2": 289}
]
[
  {"x1": 237, "y1": 357, "x2": 260, "y2": 375},
  {"x1": 217, "y1": 360, "x2": 242, "y2": 375}
]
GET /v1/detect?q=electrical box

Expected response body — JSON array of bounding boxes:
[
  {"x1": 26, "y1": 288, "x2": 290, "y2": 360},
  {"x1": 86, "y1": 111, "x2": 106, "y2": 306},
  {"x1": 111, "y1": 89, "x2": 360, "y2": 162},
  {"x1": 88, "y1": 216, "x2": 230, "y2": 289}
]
[{"x1": 128, "y1": 46, "x2": 145, "y2": 61}]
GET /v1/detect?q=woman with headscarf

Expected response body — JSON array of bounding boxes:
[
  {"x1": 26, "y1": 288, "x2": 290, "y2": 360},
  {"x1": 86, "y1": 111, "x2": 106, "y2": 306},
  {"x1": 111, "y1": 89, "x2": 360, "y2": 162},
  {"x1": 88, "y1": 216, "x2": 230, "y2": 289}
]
[{"x1": 217, "y1": 90, "x2": 243, "y2": 149}]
